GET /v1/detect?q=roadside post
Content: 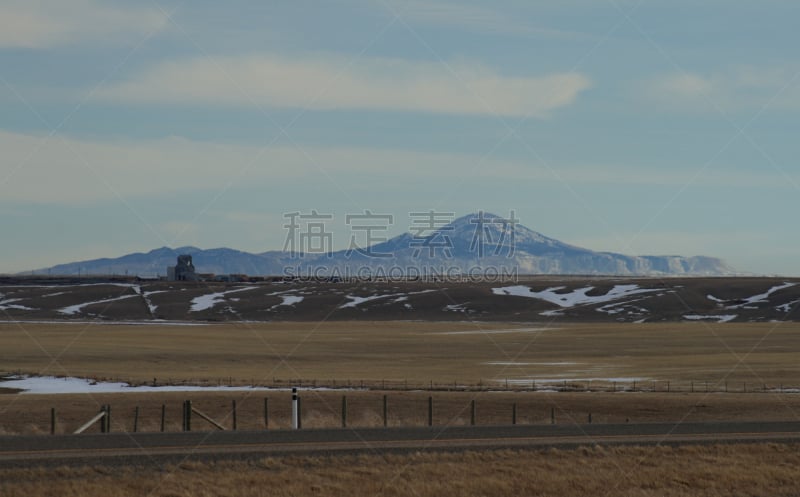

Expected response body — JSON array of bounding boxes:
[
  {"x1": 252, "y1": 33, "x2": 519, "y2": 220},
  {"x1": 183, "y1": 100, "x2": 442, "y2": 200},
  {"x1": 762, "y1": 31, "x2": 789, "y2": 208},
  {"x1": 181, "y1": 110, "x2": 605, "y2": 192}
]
[{"x1": 292, "y1": 388, "x2": 299, "y2": 430}]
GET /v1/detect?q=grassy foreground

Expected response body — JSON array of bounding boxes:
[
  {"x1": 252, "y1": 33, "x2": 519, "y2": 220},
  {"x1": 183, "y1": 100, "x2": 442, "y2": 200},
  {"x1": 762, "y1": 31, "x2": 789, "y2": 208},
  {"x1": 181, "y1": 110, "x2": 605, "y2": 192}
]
[{"x1": 1, "y1": 444, "x2": 799, "y2": 496}]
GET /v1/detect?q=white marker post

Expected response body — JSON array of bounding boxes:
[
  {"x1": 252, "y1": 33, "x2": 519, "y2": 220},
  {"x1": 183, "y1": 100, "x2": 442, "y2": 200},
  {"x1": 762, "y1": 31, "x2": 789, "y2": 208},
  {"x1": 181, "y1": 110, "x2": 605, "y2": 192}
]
[{"x1": 291, "y1": 387, "x2": 299, "y2": 430}]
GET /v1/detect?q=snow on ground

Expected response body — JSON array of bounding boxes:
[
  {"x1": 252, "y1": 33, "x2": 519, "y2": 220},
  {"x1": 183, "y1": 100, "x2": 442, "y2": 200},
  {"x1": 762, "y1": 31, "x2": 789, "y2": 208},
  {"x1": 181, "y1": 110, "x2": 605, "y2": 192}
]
[
  {"x1": 0, "y1": 376, "x2": 332, "y2": 394},
  {"x1": 493, "y1": 284, "x2": 659, "y2": 308},
  {"x1": 41, "y1": 291, "x2": 68, "y2": 298},
  {"x1": 189, "y1": 287, "x2": 258, "y2": 312},
  {"x1": 505, "y1": 376, "x2": 646, "y2": 385},
  {"x1": 58, "y1": 294, "x2": 139, "y2": 315},
  {"x1": 726, "y1": 282, "x2": 797, "y2": 310},
  {"x1": 338, "y1": 289, "x2": 437, "y2": 309},
  {"x1": 0, "y1": 298, "x2": 35, "y2": 311},
  {"x1": 339, "y1": 289, "x2": 437, "y2": 309},
  {"x1": 485, "y1": 361, "x2": 578, "y2": 366},
  {"x1": 776, "y1": 300, "x2": 800, "y2": 313},
  {"x1": 0, "y1": 319, "x2": 208, "y2": 326},
  {"x1": 683, "y1": 314, "x2": 738, "y2": 323},
  {"x1": 435, "y1": 327, "x2": 548, "y2": 335},
  {"x1": 269, "y1": 295, "x2": 304, "y2": 310},
  {"x1": 707, "y1": 294, "x2": 728, "y2": 303}
]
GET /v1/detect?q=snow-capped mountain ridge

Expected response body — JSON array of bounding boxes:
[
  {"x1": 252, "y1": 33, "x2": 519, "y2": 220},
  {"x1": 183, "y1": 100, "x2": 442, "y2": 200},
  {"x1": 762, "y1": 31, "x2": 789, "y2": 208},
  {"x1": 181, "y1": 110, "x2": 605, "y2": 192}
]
[{"x1": 29, "y1": 212, "x2": 734, "y2": 276}]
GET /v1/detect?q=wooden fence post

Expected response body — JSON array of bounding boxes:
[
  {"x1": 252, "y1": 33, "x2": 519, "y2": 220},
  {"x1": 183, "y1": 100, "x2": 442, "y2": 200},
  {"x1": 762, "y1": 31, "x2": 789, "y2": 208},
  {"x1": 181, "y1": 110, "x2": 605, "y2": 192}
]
[
  {"x1": 264, "y1": 398, "x2": 269, "y2": 430},
  {"x1": 470, "y1": 400, "x2": 476, "y2": 426},
  {"x1": 551, "y1": 407, "x2": 555, "y2": 425},
  {"x1": 232, "y1": 400, "x2": 237, "y2": 431},
  {"x1": 342, "y1": 396, "x2": 348, "y2": 428},
  {"x1": 161, "y1": 404, "x2": 166, "y2": 432},
  {"x1": 512, "y1": 403, "x2": 517, "y2": 425},
  {"x1": 133, "y1": 406, "x2": 139, "y2": 433},
  {"x1": 50, "y1": 407, "x2": 56, "y2": 435},
  {"x1": 428, "y1": 396, "x2": 433, "y2": 426},
  {"x1": 184, "y1": 400, "x2": 192, "y2": 432},
  {"x1": 383, "y1": 395, "x2": 388, "y2": 428}
]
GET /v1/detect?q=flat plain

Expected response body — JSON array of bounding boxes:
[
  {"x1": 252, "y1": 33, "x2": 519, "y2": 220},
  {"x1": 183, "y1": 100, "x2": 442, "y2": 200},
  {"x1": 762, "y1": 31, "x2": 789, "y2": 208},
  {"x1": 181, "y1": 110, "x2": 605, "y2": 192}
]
[{"x1": 1, "y1": 320, "x2": 798, "y2": 386}]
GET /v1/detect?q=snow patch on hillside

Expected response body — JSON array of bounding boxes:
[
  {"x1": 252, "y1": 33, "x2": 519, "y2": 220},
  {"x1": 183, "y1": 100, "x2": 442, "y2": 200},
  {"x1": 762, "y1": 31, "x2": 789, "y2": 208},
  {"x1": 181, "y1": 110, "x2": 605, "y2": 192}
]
[
  {"x1": 726, "y1": 282, "x2": 796, "y2": 310},
  {"x1": 190, "y1": 287, "x2": 258, "y2": 312},
  {"x1": 58, "y1": 294, "x2": 138, "y2": 315},
  {"x1": 269, "y1": 295, "x2": 304, "y2": 310},
  {"x1": 493, "y1": 284, "x2": 659, "y2": 308}
]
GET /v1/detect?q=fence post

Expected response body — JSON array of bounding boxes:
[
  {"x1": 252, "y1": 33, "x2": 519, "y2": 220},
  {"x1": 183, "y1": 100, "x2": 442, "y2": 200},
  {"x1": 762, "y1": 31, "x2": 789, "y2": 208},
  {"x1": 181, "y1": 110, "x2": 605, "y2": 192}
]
[
  {"x1": 292, "y1": 388, "x2": 299, "y2": 430},
  {"x1": 50, "y1": 407, "x2": 56, "y2": 435},
  {"x1": 161, "y1": 404, "x2": 166, "y2": 432},
  {"x1": 342, "y1": 395, "x2": 348, "y2": 428},
  {"x1": 133, "y1": 406, "x2": 140, "y2": 433},
  {"x1": 100, "y1": 406, "x2": 107, "y2": 434},
  {"x1": 428, "y1": 396, "x2": 433, "y2": 427},
  {"x1": 588, "y1": 412, "x2": 592, "y2": 424},
  {"x1": 551, "y1": 407, "x2": 555, "y2": 425},
  {"x1": 383, "y1": 395, "x2": 388, "y2": 428},
  {"x1": 470, "y1": 400, "x2": 476, "y2": 426},
  {"x1": 232, "y1": 400, "x2": 237, "y2": 431},
  {"x1": 184, "y1": 400, "x2": 192, "y2": 432},
  {"x1": 512, "y1": 403, "x2": 517, "y2": 425},
  {"x1": 264, "y1": 398, "x2": 269, "y2": 430}
]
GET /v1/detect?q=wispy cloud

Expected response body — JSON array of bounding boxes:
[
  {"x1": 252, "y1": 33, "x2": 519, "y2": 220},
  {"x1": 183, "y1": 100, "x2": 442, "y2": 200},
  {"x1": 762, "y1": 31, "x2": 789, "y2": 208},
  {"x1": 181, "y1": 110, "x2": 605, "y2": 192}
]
[
  {"x1": 0, "y1": 0, "x2": 168, "y2": 49},
  {"x1": 644, "y1": 65, "x2": 800, "y2": 112},
  {"x1": 97, "y1": 53, "x2": 590, "y2": 117},
  {"x1": 384, "y1": 0, "x2": 590, "y2": 40},
  {"x1": 1, "y1": 130, "x2": 795, "y2": 206}
]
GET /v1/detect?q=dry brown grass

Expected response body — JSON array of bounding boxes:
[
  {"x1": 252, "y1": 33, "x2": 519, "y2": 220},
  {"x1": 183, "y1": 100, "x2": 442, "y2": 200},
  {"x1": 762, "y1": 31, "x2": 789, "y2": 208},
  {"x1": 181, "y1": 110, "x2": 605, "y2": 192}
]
[
  {"x1": 1, "y1": 444, "x2": 799, "y2": 496},
  {"x1": 1, "y1": 321, "x2": 799, "y2": 388}
]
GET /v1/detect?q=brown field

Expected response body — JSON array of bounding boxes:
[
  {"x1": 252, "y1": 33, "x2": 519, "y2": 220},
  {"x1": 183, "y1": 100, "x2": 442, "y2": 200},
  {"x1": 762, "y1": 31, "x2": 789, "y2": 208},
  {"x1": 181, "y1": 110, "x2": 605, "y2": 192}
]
[
  {"x1": 1, "y1": 445, "x2": 799, "y2": 496},
  {"x1": 1, "y1": 321, "x2": 799, "y2": 387},
  {"x1": 3, "y1": 320, "x2": 800, "y2": 434}
]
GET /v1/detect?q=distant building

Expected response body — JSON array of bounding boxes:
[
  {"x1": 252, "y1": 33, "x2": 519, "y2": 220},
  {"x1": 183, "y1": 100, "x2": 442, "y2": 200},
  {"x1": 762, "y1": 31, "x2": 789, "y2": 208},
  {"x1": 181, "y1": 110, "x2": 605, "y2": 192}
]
[{"x1": 167, "y1": 254, "x2": 198, "y2": 281}]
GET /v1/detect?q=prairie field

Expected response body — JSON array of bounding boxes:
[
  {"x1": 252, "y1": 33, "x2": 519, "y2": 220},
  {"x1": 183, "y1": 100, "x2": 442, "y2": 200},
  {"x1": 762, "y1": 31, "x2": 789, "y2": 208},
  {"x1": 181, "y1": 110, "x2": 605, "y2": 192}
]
[
  {"x1": 1, "y1": 321, "x2": 799, "y2": 387},
  {"x1": 1, "y1": 445, "x2": 799, "y2": 497}
]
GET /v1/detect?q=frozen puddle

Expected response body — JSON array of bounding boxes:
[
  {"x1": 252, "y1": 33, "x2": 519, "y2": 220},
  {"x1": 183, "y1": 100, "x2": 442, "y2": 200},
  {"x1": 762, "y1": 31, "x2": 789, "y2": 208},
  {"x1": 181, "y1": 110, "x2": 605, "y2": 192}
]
[
  {"x1": 0, "y1": 376, "x2": 320, "y2": 395},
  {"x1": 493, "y1": 284, "x2": 659, "y2": 308},
  {"x1": 190, "y1": 287, "x2": 258, "y2": 312},
  {"x1": 683, "y1": 314, "x2": 737, "y2": 323},
  {"x1": 485, "y1": 361, "x2": 579, "y2": 366},
  {"x1": 435, "y1": 327, "x2": 550, "y2": 335},
  {"x1": 505, "y1": 376, "x2": 647, "y2": 385}
]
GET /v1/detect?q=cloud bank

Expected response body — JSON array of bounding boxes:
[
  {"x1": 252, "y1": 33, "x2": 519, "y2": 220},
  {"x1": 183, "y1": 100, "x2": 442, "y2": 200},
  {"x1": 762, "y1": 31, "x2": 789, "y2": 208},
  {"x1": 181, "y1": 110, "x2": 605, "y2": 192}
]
[
  {"x1": 0, "y1": 0, "x2": 168, "y2": 49},
  {"x1": 98, "y1": 54, "x2": 591, "y2": 117}
]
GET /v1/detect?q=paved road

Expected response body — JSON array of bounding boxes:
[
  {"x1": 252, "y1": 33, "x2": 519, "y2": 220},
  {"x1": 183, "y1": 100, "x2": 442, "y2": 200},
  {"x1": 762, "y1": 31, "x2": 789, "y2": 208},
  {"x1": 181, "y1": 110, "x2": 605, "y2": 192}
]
[{"x1": 1, "y1": 422, "x2": 799, "y2": 468}]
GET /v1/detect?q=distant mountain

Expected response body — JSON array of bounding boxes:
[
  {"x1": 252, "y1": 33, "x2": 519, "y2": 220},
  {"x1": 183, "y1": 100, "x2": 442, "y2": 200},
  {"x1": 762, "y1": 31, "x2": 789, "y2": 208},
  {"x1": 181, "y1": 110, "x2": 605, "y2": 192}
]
[{"x1": 31, "y1": 212, "x2": 734, "y2": 277}]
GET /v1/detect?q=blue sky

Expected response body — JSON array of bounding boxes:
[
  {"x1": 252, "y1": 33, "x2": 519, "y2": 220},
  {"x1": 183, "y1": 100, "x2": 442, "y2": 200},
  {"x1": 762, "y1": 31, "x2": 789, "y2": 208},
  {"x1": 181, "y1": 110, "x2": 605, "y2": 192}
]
[{"x1": 1, "y1": 0, "x2": 799, "y2": 275}]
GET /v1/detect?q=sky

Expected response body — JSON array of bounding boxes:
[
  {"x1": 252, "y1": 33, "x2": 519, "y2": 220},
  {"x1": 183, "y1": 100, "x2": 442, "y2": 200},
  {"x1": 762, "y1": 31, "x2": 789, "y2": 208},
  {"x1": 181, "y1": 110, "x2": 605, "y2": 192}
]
[{"x1": 1, "y1": 0, "x2": 799, "y2": 275}]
